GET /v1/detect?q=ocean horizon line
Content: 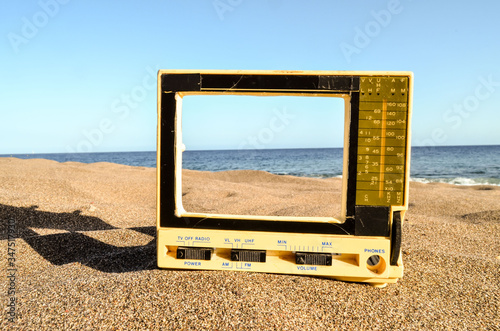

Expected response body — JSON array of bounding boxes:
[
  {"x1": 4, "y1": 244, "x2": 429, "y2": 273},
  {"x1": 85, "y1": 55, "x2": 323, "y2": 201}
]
[
  {"x1": 1, "y1": 146, "x2": 499, "y2": 186},
  {"x1": 1, "y1": 143, "x2": 500, "y2": 156}
]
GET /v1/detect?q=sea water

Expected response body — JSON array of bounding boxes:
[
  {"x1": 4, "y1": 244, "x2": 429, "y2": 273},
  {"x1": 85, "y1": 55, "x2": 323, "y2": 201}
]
[{"x1": 3, "y1": 145, "x2": 499, "y2": 186}]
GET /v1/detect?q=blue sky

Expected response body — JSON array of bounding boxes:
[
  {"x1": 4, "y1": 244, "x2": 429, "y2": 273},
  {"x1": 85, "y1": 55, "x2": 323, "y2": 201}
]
[{"x1": 1, "y1": 0, "x2": 499, "y2": 153}]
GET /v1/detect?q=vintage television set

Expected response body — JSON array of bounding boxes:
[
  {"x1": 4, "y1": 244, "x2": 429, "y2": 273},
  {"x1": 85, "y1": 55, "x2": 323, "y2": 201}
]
[{"x1": 157, "y1": 70, "x2": 413, "y2": 286}]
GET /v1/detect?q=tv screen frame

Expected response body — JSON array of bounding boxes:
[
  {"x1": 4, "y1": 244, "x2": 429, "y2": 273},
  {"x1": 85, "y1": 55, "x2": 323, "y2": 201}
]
[{"x1": 157, "y1": 70, "x2": 413, "y2": 286}]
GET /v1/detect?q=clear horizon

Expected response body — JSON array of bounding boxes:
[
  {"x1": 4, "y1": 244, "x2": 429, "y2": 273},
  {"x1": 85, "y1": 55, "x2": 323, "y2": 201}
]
[
  {"x1": 2, "y1": 1, "x2": 500, "y2": 154},
  {"x1": 2, "y1": 143, "x2": 500, "y2": 156}
]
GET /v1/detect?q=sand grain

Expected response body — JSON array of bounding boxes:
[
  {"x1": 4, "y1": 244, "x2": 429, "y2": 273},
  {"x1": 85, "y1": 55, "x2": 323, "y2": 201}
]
[{"x1": 0, "y1": 158, "x2": 498, "y2": 330}]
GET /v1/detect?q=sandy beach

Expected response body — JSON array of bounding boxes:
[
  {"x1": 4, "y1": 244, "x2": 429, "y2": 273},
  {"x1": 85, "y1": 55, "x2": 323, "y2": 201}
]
[{"x1": 0, "y1": 157, "x2": 499, "y2": 329}]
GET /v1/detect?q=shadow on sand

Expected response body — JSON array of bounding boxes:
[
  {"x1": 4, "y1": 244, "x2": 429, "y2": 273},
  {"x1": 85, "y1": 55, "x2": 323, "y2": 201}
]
[{"x1": 0, "y1": 204, "x2": 156, "y2": 273}]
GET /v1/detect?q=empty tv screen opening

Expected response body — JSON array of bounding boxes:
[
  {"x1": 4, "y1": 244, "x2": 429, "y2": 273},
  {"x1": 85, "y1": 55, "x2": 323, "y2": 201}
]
[{"x1": 176, "y1": 93, "x2": 349, "y2": 223}]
